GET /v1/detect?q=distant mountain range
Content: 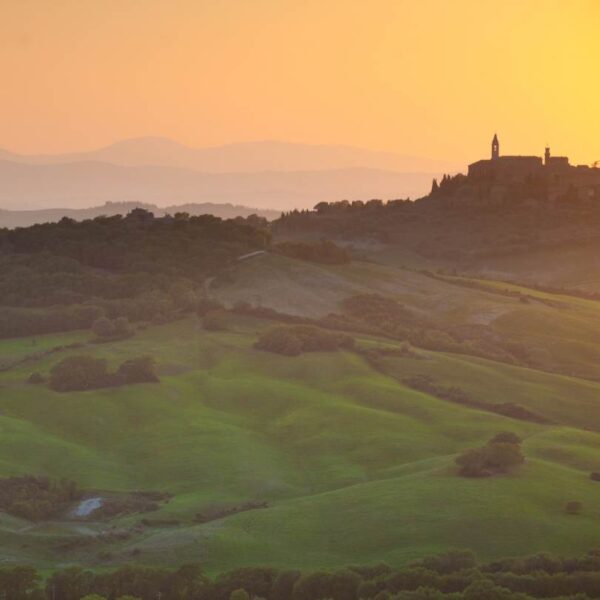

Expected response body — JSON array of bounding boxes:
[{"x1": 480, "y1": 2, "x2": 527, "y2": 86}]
[
  {"x1": 0, "y1": 201, "x2": 281, "y2": 229},
  {"x1": 0, "y1": 138, "x2": 458, "y2": 212},
  {"x1": 0, "y1": 137, "x2": 458, "y2": 173}
]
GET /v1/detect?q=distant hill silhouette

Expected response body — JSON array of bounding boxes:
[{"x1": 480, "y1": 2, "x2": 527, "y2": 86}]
[
  {"x1": 0, "y1": 160, "x2": 437, "y2": 211},
  {"x1": 0, "y1": 201, "x2": 280, "y2": 228},
  {"x1": 0, "y1": 137, "x2": 458, "y2": 173}
]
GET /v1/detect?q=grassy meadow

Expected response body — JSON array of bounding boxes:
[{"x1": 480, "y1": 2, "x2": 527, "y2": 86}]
[{"x1": 0, "y1": 256, "x2": 599, "y2": 572}]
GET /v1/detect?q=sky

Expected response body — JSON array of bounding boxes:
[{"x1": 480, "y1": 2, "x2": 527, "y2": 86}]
[{"x1": 1, "y1": 0, "x2": 599, "y2": 165}]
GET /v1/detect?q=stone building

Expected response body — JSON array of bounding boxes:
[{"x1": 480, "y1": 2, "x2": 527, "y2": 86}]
[{"x1": 467, "y1": 135, "x2": 600, "y2": 201}]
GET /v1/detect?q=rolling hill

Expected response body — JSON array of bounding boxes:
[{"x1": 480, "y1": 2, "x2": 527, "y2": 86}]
[
  {"x1": 0, "y1": 138, "x2": 459, "y2": 174},
  {"x1": 0, "y1": 254, "x2": 599, "y2": 573}
]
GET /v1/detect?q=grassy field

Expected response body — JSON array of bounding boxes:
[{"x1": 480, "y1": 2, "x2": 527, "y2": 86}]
[
  {"x1": 0, "y1": 289, "x2": 599, "y2": 573},
  {"x1": 211, "y1": 254, "x2": 600, "y2": 380}
]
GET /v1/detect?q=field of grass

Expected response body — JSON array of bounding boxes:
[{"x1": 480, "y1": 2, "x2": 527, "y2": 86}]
[
  {"x1": 212, "y1": 253, "x2": 600, "y2": 380},
  {"x1": 0, "y1": 295, "x2": 599, "y2": 572}
]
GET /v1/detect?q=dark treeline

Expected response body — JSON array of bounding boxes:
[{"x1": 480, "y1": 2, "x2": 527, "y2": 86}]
[
  {"x1": 3, "y1": 550, "x2": 600, "y2": 600},
  {"x1": 401, "y1": 374, "x2": 548, "y2": 424},
  {"x1": 0, "y1": 209, "x2": 270, "y2": 280},
  {"x1": 46, "y1": 355, "x2": 158, "y2": 392},
  {"x1": 254, "y1": 325, "x2": 355, "y2": 356},
  {"x1": 0, "y1": 210, "x2": 270, "y2": 339},
  {"x1": 274, "y1": 179, "x2": 600, "y2": 266}
]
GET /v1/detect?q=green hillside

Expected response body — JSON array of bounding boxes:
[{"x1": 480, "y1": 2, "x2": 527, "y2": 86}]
[{"x1": 0, "y1": 298, "x2": 599, "y2": 572}]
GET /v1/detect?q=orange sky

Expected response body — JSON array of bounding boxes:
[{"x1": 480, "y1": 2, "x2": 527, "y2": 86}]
[{"x1": 1, "y1": 0, "x2": 599, "y2": 165}]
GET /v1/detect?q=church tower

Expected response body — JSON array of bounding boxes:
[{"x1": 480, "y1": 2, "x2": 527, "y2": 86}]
[{"x1": 491, "y1": 134, "x2": 500, "y2": 160}]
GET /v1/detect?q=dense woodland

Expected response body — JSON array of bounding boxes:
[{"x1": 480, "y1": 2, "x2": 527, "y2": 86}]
[
  {"x1": 1, "y1": 550, "x2": 600, "y2": 600},
  {"x1": 274, "y1": 178, "x2": 600, "y2": 266},
  {"x1": 0, "y1": 210, "x2": 269, "y2": 339},
  {"x1": 0, "y1": 476, "x2": 80, "y2": 521}
]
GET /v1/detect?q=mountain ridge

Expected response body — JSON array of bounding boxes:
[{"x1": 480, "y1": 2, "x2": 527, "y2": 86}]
[
  {"x1": 0, "y1": 137, "x2": 459, "y2": 174},
  {"x1": 0, "y1": 159, "x2": 437, "y2": 211}
]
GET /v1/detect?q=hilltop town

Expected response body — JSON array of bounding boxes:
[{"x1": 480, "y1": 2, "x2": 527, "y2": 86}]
[{"x1": 433, "y1": 135, "x2": 600, "y2": 204}]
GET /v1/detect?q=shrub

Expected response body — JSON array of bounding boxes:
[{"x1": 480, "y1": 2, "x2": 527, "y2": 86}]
[
  {"x1": 92, "y1": 317, "x2": 116, "y2": 338},
  {"x1": 255, "y1": 325, "x2": 354, "y2": 356},
  {"x1": 565, "y1": 501, "x2": 582, "y2": 515},
  {"x1": 117, "y1": 356, "x2": 159, "y2": 384},
  {"x1": 113, "y1": 316, "x2": 132, "y2": 337},
  {"x1": 341, "y1": 294, "x2": 415, "y2": 326},
  {"x1": 456, "y1": 442, "x2": 525, "y2": 477},
  {"x1": 229, "y1": 589, "x2": 250, "y2": 600},
  {"x1": 92, "y1": 316, "x2": 133, "y2": 341},
  {"x1": 411, "y1": 550, "x2": 476, "y2": 574},
  {"x1": 49, "y1": 355, "x2": 110, "y2": 392},
  {"x1": 93, "y1": 492, "x2": 167, "y2": 519}
]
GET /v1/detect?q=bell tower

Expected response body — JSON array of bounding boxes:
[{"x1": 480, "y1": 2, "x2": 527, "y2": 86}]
[{"x1": 491, "y1": 134, "x2": 500, "y2": 160}]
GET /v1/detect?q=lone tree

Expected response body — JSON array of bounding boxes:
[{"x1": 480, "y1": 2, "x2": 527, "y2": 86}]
[
  {"x1": 456, "y1": 433, "x2": 525, "y2": 477},
  {"x1": 50, "y1": 355, "x2": 110, "y2": 392},
  {"x1": 117, "y1": 356, "x2": 159, "y2": 384},
  {"x1": 92, "y1": 317, "x2": 116, "y2": 339}
]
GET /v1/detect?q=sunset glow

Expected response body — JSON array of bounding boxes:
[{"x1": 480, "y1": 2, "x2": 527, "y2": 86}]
[{"x1": 1, "y1": 0, "x2": 599, "y2": 164}]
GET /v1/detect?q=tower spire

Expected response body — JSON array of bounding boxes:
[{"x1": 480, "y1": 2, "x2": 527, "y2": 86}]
[{"x1": 491, "y1": 133, "x2": 499, "y2": 160}]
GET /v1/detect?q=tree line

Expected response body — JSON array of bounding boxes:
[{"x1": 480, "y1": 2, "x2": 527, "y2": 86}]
[
  {"x1": 0, "y1": 210, "x2": 269, "y2": 340},
  {"x1": 2, "y1": 550, "x2": 600, "y2": 600}
]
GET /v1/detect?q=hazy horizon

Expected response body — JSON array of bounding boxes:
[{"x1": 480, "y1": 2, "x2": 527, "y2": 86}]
[
  {"x1": 0, "y1": 135, "x2": 461, "y2": 171},
  {"x1": 0, "y1": 136, "x2": 455, "y2": 211},
  {"x1": 2, "y1": 1, "x2": 598, "y2": 165}
]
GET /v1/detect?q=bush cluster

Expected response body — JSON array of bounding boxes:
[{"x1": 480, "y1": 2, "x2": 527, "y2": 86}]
[
  {"x1": 254, "y1": 325, "x2": 354, "y2": 356},
  {"x1": 0, "y1": 476, "x2": 80, "y2": 521},
  {"x1": 49, "y1": 355, "x2": 158, "y2": 392},
  {"x1": 455, "y1": 433, "x2": 525, "y2": 477},
  {"x1": 93, "y1": 491, "x2": 172, "y2": 520}
]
